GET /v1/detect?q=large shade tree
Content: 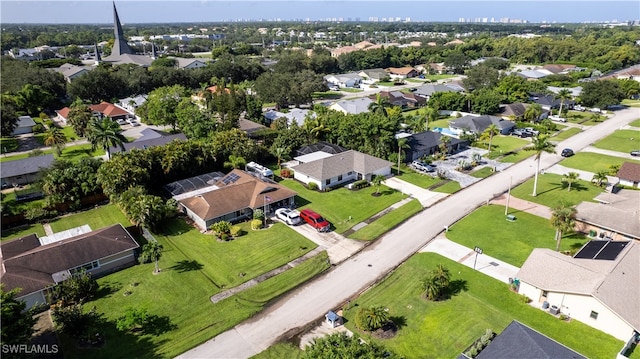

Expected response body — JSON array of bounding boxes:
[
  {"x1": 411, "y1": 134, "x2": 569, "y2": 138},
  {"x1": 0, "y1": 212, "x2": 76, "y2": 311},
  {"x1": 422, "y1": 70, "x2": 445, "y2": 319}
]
[
  {"x1": 528, "y1": 134, "x2": 556, "y2": 196},
  {"x1": 87, "y1": 117, "x2": 126, "y2": 160},
  {"x1": 1, "y1": 286, "x2": 37, "y2": 348}
]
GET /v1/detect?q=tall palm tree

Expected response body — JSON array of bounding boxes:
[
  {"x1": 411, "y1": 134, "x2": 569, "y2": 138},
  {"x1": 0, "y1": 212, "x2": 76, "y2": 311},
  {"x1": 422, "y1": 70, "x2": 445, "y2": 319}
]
[
  {"x1": 528, "y1": 134, "x2": 556, "y2": 196},
  {"x1": 562, "y1": 172, "x2": 580, "y2": 192},
  {"x1": 87, "y1": 117, "x2": 126, "y2": 160},
  {"x1": 556, "y1": 89, "x2": 572, "y2": 116},
  {"x1": 223, "y1": 154, "x2": 246, "y2": 170},
  {"x1": 272, "y1": 147, "x2": 288, "y2": 170},
  {"x1": 432, "y1": 264, "x2": 451, "y2": 289},
  {"x1": 423, "y1": 106, "x2": 439, "y2": 130},
  {"x1": 42, "y1": 126, "x2": 67, "y2": 156},
  {"x1": 482, "y1": 124, "x2": 500, "y2": 152},
  {"x1": 550, "y1": 204, "x2": 577, "y2": 252},
  {"x1": 141, "y1": 241, "x2": 164, "y2": 274},
  {"x1": 365, "y1": 306, "x2": 389, "y2": 331},
  {"x1": 422, "y1": 275, "x2": 440, "y2": 301},
  {"x1": 591, "y1": 170, "x2": 608, "y2": 187},
  {"x1": 396, "y1": 138, "x2": 409, "y2": 175},
  {"x1": 372, "y1": 174, "x2": 385, "y2": 195},
  {"x1": 368, "y1": 93, "x2": 390, "y2": 117},
  {"x1": 523, "y1": 103, "x2": 542, "y2": 123}
]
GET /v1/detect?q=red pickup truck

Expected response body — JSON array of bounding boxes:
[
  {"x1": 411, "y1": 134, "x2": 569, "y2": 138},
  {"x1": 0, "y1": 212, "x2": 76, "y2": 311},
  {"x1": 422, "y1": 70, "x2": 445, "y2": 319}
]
[{"x1": 299, "y1": 209, "x2": 331, "y2": 232}]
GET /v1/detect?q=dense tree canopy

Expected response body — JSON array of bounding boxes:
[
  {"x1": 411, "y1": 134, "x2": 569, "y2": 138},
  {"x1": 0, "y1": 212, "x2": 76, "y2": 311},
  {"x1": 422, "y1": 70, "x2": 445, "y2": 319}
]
[
  {"x1": 1, "y1": 286, "x2": 37, "y2": 348},
  {"x1": 303, "y1": 332, "x2": 401, "y2": 359},
  {"x1": 580, "y1": 80, "x2": 625, "y2": 109},
  {"x1": 39, "y1": 158, "x2": 103, "y2": 206}
]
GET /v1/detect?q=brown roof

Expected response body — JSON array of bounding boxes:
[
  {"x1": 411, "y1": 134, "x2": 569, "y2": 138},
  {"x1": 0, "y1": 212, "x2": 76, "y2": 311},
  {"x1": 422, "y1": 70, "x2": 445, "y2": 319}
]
[
  {"x1": 576, "y1": 190, "x2": 640, "y2": 239},
  {"x1": 56, "y1": 107, "x2": 71, "y2": 119},
  {"x1": 385, "y1": 67, "x2": 417, "y2": 75},
  {"x1": 543, "y1": 64, "x2": 576, "y2": 74},
  {"x1": 354, "y1": 40, "x2": 374, "y2": 49},
  {"x1": 179, "y1": 170, "x2": 297, "y2": 222},
  {"x1": 617, "y1": 162, "x2": 640, "y2": 182},
  {"x1": 0, "y1": 224, "x2": 139, "y2": 296},
  {"x1": 89, "y1": 102, "x2": 129, "y2": 118}
]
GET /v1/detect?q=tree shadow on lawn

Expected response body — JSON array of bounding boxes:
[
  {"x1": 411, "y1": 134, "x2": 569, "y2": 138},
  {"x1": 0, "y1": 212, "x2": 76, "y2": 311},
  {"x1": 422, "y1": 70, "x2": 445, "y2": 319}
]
[
  {"x1": 293, "y1": 195, "x2": 311, "y2": 208},
  {"x1": 95, "y1": 320, "x2": 169, "y2": 359},
  {"x1": 443, "y1": 279, "x2": 469, "y2": 300},
  {"x1": 94, "y1": 281, "x2": 122, "y2": 300},
  {"x1": 536, "y1": 183, "x2": 563, "y2": 196},
  {"x1": 158, "y1": 218, "x2": 193, "y2": 236},
  {"x1": 389, "y1": 315, "x2": 407, "y2": 330},
  {"x1": 168, "y1": 259, "x2": 204, "y2": 273},
  {"x1": 558, "y1": 181, "x2": 590, "y2": 192},
  {"x1": 143, "y1": 314, "x2": 178, "y2": 336}
]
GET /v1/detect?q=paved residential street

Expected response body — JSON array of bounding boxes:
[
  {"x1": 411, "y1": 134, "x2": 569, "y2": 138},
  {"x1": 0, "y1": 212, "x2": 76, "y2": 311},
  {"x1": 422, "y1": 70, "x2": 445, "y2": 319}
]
[{"x1": 177, "y1": 107, "x2": 639, "y2": 359}]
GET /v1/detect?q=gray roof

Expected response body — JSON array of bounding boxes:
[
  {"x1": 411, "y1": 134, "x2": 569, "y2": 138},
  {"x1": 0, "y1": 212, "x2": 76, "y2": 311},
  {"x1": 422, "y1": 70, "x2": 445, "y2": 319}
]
[
  {"x1": 517, "y1": 243, "x2": 640, "y2": 331},
  {"x1": 264, "y1": 109, "x2": 315, "y2": 127},
  {"x1": 102, "y1": 53, "x2": 154, "y2": 67},
  {"x1": 330, "y1": 97, "x2": 374, "y2": 115},
  {"x1": 110, "y1": 133, "x2": 187, "y2": 154},
  {"x1": 324, "y1": 73, "x2": 363, "y2": 82},
  {"x1": 16, "y1": 116, "x2": 36, "y2": 128},
  {"x1": 358, "y1": 68, "x2": 388, "y2": 80},
  {"x1": 296, "y1": 142, "x2": 347, "y2": 157},
  {"x1": 291, "y1": 150, "x2": 392, "y2": 181},
  {"x1": 449, "y1": 115, "x2": 515, "y2": 133},
  {"x1": 1, "y1": 154, "x2": 55, "y2": 179},
  {"x1": 414, "y1": 83, "x2": 461, "y2": 97},
  {"x1": 576, "y1": 190, "x2": 640, "y2": 239},
  {"x1": 476, "y1": 321, "x2": 587, "y2": 359},
  {"x1": 119, "y1": 94, "x2": 147, "y2": 108}
]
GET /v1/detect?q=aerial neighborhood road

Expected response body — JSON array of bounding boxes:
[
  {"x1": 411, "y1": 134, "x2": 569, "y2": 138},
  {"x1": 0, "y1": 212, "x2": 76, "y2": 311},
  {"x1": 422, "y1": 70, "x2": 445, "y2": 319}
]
[{"x1": 178, "y1": 107, "x2": 639, "y2": 359}]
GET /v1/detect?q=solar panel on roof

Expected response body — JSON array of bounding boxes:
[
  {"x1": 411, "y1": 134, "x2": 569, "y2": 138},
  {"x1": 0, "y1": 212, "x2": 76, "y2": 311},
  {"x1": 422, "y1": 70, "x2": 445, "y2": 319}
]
[
  {"x1": 222, "y1": 173, "x2": 240, "y2": 185},
  {"x1": 595, "y1": 241, "x2": 629, "y2": 260},
  {"x1": 163, "y1": 171, "x2": 224, "y2": 196},
  {"x1": 574, "y1": 241, "x2": 607, "y2": 259}
]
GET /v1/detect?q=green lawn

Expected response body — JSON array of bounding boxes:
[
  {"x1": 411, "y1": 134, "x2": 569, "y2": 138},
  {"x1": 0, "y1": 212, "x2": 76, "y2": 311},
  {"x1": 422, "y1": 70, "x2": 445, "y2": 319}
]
[
  {"x1": 592, "y1": 130, "x2": 640, "y2": 153},
  {"x1": 62, "y1": 221, "x2": 330, "y2": 359},
  {"x1": 559, "y1": 152, "x2": 640, "y2": 174},
  {"x1": 48, "y1": 204, "x2": 131, "y2": 232},
  {"x1": 622, "y1": 99, "x2": 640, "y2": 108},
  {"x1": 446, "y1": 205, "x2": 586, "y2": 266},
  {"x1": 433, "y1": 180, "x2": 461, "y2": 194},
  {"x1": 391, "y1": 165, "x2": 443, "y2": 189},
  {"x1": 278, "y1": 179, "x2": 404, "y2": 234},
  {"x1": 1, "y1": 186, "x2": 48, "y2": 217},
  {"x1": 155, "y1": 219, "x2": 317, "y2": 289},
  {"x1": 422, "y1": 74, "x2": 456, "y2": 81},
  {"x1": 630, "y1": 119, "x2": 640, "y2": 127},
  {"x1": 0, "y1": 143, "x2": 105, "y2": 163},
  {"x1": 251, "y1": 343, "x2": 302, "y2": 359},
  {"x1": 511, "y1": 173, "x2": 604, "y2": 208},
  {"x1": 428, "y1": 119, "x2": 453, "y2": 130},
  {"x1": 1, "y1": 223, "x2": 46, "y2": 241},
  {"x1": 498, "y1": 149, "x2": 534, "y2": 163},
  {"x1": 470, "y1": 166, "x2": 494, "y2": 179},
  {"x1": 341, "y1": 252, "x2": 623, "y2": 359},
  {"x1": 340, "y1": 87, "x2": 363, "y2": 93},
  {"x1": 484, "y1": 136, "x2": 529, "y2": 159},
  {"x1": 0, "y1": 137, "x2": 19, "y2": 153},
  {"x1": 551, "y1": 127, "x2": 582, "y2": 142},
  {"x1": 349, "y1": 199, "x2": 422, "y2": 241}
]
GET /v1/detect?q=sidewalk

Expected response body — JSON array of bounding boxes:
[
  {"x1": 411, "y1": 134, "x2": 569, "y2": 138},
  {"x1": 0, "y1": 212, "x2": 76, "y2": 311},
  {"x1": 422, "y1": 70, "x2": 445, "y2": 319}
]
[
  {"x1": 383, "y1": 177, "x2": 448, "y2": 207},
  {"x1": 420, "y1": 234, "x2": 520, "y2": 284},
  {"x1": 489, "y1": 193, "x2": 552, "y2": 219}
]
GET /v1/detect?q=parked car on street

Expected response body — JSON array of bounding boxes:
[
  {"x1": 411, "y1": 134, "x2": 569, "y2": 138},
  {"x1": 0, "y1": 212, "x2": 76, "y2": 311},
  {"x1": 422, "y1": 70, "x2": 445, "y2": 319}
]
[
  {"x1": 299, "y1": 209, "x2": 331, "y2": 232},
  {"x1": 410, "y1": 160, "x2": 434, "y2": 172},
  {"x1": 561, "y1": 148, "x2": 574, "y2": 157},
  {"x1": 549, "y1": 115, "x2": 566, "y2": 122},
  {"x1": 574, "y1": 105, "x2": 586, "y2": 111},
  {"x1": 275, "y1": 208, "x2": 301, "y2": 226},
  {"x1": 631, "y1": 150, "x2": 640, "y2": 157}
]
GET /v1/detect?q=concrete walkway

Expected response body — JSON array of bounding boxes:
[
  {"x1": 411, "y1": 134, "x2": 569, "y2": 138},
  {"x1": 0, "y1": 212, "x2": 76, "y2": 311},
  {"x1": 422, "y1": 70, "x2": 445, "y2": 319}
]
[
  {"x1": 489, "y1": 193, "x2": 553, "y2": 219},
  {"x1": 420, "y1": 235, "x2": 520, "y2": 284},
  {"x1": 383, "y1": 177, "x2": 448, "y2": 207}
]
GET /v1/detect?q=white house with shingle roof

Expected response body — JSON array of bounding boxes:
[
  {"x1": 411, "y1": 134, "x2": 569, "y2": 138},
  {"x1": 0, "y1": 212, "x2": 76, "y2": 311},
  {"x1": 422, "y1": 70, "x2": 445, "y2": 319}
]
[
  {"x1": 329, "y1": 98, "x2": 374, "y2": 115},
  {"x1": 575, "y1": 190, "x2": 640, "y2": 241},
  {"x1": 291, "y1": 150, "x2": 392, "y2": 191},
  {"x1": 516, "y1": 242, "x2": 640, "y2": 341}
]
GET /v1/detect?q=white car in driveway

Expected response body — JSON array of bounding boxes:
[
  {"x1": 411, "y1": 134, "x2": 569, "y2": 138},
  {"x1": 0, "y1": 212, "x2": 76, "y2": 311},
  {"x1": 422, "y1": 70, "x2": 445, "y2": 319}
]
[{"x1": 275, "y1": 208, "x2": 302, "y2": 225}]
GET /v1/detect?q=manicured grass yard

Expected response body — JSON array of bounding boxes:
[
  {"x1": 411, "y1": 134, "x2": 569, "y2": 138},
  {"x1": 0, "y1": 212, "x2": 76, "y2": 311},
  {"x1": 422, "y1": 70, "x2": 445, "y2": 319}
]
[
  {"x1": 551, "y1": 127, "x2": 582, "y2": 142},
  {"x1": 391, "y1": 165, "x2": 442, "y2": 189},
  {"x1": 341, "y1": 252, "x2": 623, "y2": 359},
  {"x1": 0, "y1": 137, "x2": 19, "y2": 153},
  {"x1": 560, "y1": 152, "x2": 640, "y2": 174},
  {"x1": 447, "y1": 205, "x2": 585, "y2": 266},
  {"x1": 432, "y1": 180, "x2": 461, "y2": 194},
  {"x1": 485, "y1": 135, "x2": 529, "y2": 160},
  {"x1": 469, "y1": 166, "x2": 494, "y2": 179},
  {"x1": 349, "y1": 199, "x2": 422, "y2": 240},
  {"x1": 592, "y1": 129, "x2": 640, "y2": 153},
  {"x1": 251, "y1": 343, "x2": 302, "y2": 359},
  {"x1": 278, "y1": 179, "x2": 404, "y2": 233},
  {"x1": 428, "y1": 118, "x2": 454, "y2": 130},
  {"x1": 62, "y1": 219, "x2": 329, "y2": 359},
  {"x1": 0, "y1": 143, "x2": 105, "y2": 163},
  {"x1": 48, "y1": 204, "x2": 131, "y2": 233},
  {"x1": 1, "y1": 223, "x2": 46, "y2": 241},
  {"x1": 629, "y1": 119, "x2": 640, "y2": 127},
  {"x1": 510, "y1": 173, "x2": 604, "y2": 208}
]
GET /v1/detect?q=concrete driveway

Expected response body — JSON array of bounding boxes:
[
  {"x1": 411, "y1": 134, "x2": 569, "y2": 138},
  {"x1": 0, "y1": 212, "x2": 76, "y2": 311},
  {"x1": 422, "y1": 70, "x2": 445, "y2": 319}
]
[{"x1": 383, "y1": 177, "x2": 448, "y2": 207}]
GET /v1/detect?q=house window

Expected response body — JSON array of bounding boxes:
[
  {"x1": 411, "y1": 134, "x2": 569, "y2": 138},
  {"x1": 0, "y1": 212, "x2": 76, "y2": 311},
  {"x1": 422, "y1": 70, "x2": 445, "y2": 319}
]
[
  {"x1": 590, "y1": 311, "x2": 598, "y2": 320},
  {"x1": 338, "y1": 175, "x2": 343, "y2": 181},
  {"x1": 326, "y1": 179, "x2": 330, "y2": 185},
  {"x1": 71, "y1": 260, "x2": 99, "y2": 274},
  {"x1": 541, "y1": 291, "x2": 548, "y2": 298}
]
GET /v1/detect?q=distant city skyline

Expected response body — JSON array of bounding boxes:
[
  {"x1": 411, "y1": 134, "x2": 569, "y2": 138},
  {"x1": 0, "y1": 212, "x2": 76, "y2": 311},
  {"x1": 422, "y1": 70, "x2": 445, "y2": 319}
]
[{"x1": 1, "y1": 1, "x2": 639, "y2": 24}]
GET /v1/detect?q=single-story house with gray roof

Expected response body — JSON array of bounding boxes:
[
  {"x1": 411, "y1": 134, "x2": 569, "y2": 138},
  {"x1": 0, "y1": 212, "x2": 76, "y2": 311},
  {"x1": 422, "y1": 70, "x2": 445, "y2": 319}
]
[
  {"x1": 516, "y1": 241, "x2": 639, "y2": 341},
  {"x1": 449, "y1": 115, "x2": 515, "y2": 135},
  {"x1": 329, "y1": 97, "x2": 374, "y2": 115},
  {"x1": 291, "y1": 150, "x2": 392, "y2": 191},
  {"x1": 414, "y1": 83, "x2": 461, "y2": 100},
  {"x1": 0, "y1": 224, "x2": 139, "y2": 309},
  {"x1": 324, "y1": 73, "x2": 363, "y2": 88},
  {"x1": 575, "y1": 189, "x2": 640, "y2": 241},
  {"x1": 1, "y1": 154, "x2": 55, "y2": 187},
  {"x1": 109, "y1": 130, "x2": 187, "y2": 155},
  {"x1": 404, "y1": 130, "x2": 466, "y2": 162},
  {"x1": 11, "y1": 116, "x2": 37, "y2": 135}
]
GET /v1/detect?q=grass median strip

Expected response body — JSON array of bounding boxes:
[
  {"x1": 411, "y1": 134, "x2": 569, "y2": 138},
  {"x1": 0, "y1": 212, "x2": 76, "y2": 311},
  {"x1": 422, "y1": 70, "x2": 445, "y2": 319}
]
[{"x1": 349, "y1": 199, "x2": 422, "y2": 241}]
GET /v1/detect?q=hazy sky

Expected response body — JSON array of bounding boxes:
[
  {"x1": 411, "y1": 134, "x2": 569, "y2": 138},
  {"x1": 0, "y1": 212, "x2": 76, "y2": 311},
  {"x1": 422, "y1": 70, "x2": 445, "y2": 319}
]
[{"x1": 1, "y1": 1, "x2": 639, "y2": 24}]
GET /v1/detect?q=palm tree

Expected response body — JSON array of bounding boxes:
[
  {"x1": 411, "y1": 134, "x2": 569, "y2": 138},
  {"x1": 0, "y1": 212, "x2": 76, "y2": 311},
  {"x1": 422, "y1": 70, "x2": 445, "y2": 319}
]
[
  {"x1": 423, "y1": 106, "x2": 438, "y2": 130},
  {"x1": 562, "y1": 172, "x2": 580, "y2": 191},
  {"x1": 366, "y1": 306, "x2": 389, "y2": 331},
  {"x1": 421, "y1": 275, "x2": 440, "y2": 301},
  {"x1": 372, "y1": 174, "x2": 385, "y2": 195},
  {"x1": 223, "y1": 154, "x2": 246, "y2": 170},
  {"x1": 523, "y1": 103, "x2": 542, "y2": 123},
  {"x1": 368, "y1": 93, "x2": 390, "y2": 117},
  {"x1": 432, "y1": 264, "x2": 451, "y2": 289},
  {"x1": 272, "y1": 147, "x2": 288, "y2": 170},
  {"x1": 550, "y1": 204, "x2": 577, "y2": 252},
  {"x1": 42, "y1": 126, "x2": 67, "y2": 156},
  {"x1": 482, "y1": 124, "x2": 500, "y2": 152},
  {"x1": 591, "y1": 170, "x2": 608, "y2": 187},
  {"x1": 528, "y1": 134, "x2": 556, "y2": 196},
  {"x1": 141, "y1": 241, "x2": 164, "y2": 274},
  {"x1": 396, "y1": 138, "x2": 409, "y2": 175},
  {"x1": 556, "y1": 89, "x2": 572, "y2": 116},
  {"x1": 87, "y1": 118, "x2": 126, "y2": 160}
]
